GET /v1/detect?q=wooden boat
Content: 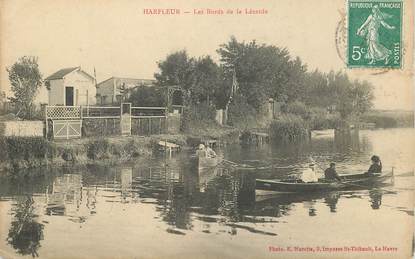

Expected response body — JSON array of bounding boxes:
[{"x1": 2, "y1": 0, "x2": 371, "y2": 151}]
[
  {"x1": 311, "y1": 129, "x2": 335, "y2": 138},
  {"x1": 198, "y1": 155, "x2": 220, "y2": 169},
  {"x1": 256, "y1": 171, "x2": 394, "y2": 193}
]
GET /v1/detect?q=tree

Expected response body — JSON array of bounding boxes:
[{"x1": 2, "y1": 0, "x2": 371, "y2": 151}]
[
  {"x1": 7, "y1": 56, "x2": 42, "y2": 119},
  {"x1": 328, "y1": 72, "x2": 373, "y2": 119},
  {"x1": 350, "y1": 79, "x2": 374, "y2": 115},
  {"x1": 154, "y1": 50, "x2": 194, "y2": 90},
  {"x1": 304, "y1": 70, "x2": 374, "y2": 118},
  {"x1": 304, "y1": 69, "x2": 332, "y2": 108},
  {"x1": 217, "y1": 36, "x2": 307, "y2": 110},
  {"x1": 188, "y1": 56, "x2": 221, "y2": 104},
  {"x1": 155, "y1": 51, "x2": 223, "y2": 106},
  {"x1": 127, "y1": 85, "x2": 165, "y2": 107}
]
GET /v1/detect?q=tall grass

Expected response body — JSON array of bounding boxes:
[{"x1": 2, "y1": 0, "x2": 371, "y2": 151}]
[
  {"x1": 269, "y1": 114, "x2": 309, "y2": 143},
  {"x1": 86, "y1": 138, "x2": 110, "y2": 160},
  {"x1": 227, "y1": 95, "x2": 262, "y2": 129},
  {"x1": 181, "y1": 103, "x2": 219, "y2": 134},
  {"x1": 0, "y1": 136, "x2": 55, "y2": 162},
  {"x1": 308, "y1": 108, "x2": 341, "y2": 130}
]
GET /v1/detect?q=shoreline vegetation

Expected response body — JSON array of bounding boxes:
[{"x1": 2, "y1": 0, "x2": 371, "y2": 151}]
[
  {"x1": 1, "y1": 109, "x2": 412, "y2": 175},
  {"x1": 1, "y1": 37, "x2": 413, "y2": 175},
  {"x1": 0, "y1": 126, "x2": 240, "y2": 175}
]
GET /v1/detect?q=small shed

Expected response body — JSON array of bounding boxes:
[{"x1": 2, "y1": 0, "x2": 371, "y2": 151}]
[{"x1": 45, "y1": 67, "x2": 96, "y2": 106}]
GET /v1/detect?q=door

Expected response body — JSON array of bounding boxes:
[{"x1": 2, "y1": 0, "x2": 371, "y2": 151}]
[{"x1": 65, "y1": 87, "x2": 74, "y2": 106}]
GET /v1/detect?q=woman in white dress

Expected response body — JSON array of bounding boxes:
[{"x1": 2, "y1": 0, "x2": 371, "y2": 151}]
[
  {"x1": 356, "y1": 5, "x2": 396, "y2": 65},
  {"x1": 301, "y1": 163, "x2": 319, "y2": 183}
]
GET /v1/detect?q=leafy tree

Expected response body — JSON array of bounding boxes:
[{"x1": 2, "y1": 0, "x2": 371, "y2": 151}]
[
  {"x1": 217, "y1": 37, "x2": 307, "y2": 110},
  {"x1": 155, "y1": 51, "x2": 223, "y2": 107},
  {"x1": 188, "y1": 56, "x2": 221, "y2": 104},
  {"x1": 350, "y1": 79, "x2": 374, "y2": 115},
  {"x1": 328, "y1": 72, "x2": 373, "y2": 119},
  {"x1": 154, "y1": 37, "x2": 374, "y2": 126},
  {"x1": 304, "y1": 69, "x2": 332, "y2": 108},
  {"x1": 7, "y1": 56, "x2": 42, "y2": 119},
  {"x1": 154, "y1": 50, "x2": 194, "y2": 89},
  {"x1": 304, "y1": 70, "x2": 373, "y2": 118},
  {"x1": 128, "y1": 85, "x2": 166, "y2": 107}
]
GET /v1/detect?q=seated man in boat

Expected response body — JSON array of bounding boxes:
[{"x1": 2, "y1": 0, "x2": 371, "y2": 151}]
[
  {"x1": 367, "y1": 155, "x2": 382, "y2": 176},
  {"x1": 205, "y1": 146, "x2": 217, "y2": 158},
  {"x1": 301, "y1": 163, "x2": 319, "y2": 183},
  {"x1": 324, "y1": 163, "x2": 342, "y2": 182}
]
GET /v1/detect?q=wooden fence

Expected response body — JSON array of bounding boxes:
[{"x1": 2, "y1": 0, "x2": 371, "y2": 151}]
[{"x1": 45, "y1": 104, "x2": 170, "y2": 139}]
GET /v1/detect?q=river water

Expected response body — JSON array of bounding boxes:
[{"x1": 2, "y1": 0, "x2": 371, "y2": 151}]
[{"x1": 0, "y1": 128, "x2": 413, "y2": 259}]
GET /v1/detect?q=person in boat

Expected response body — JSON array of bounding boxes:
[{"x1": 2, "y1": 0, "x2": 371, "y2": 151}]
[
  {"x1": 367, "y1": 155, "x2": 382, "y2": 176},
  {"x1": 206, "y1": 146, "x2": 217, "y2": 158},
  {"x1": 301, "y1": 163, "x2": 319, "y2": 183},
  {"x1": 196, "y1": 144, "x2": 217, "y2": 158},
  {"x1": 324, "y1": 163, "x2": 342, "y2": 182},
  {"x1": 196, "y1": 144, "x2": 207, "y2": 157}
]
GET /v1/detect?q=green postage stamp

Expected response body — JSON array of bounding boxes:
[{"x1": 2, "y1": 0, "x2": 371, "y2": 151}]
[{"x1": 347, "y1": 0, "x2": 402, "y2": 68}]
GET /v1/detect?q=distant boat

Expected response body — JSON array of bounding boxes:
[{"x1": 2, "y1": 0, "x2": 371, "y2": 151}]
[
  {"x1": 311, "y1": 129, "x2": 335, "y2": 138},
  {"x1": 256, "y1": 171, "x2": 394, "y2": 193}
]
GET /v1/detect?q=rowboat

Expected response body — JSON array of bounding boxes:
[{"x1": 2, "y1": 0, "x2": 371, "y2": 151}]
[{"x1": 256, "y1": 171, "x2": 394, "y2": 193}]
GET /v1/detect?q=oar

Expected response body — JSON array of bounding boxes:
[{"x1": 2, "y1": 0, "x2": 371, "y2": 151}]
[
  {"x1": 394, "y1": 170, "x2": 414, "y2": 177},
  {"x1": 335, "y1": 179, "x2": 396, "y2": 194}
]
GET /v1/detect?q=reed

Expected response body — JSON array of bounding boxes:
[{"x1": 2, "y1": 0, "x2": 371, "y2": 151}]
[{"x1": 269, "y1": 114, "x2": 309, "y2": 143}]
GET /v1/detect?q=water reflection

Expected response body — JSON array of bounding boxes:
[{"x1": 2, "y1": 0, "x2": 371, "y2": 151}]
[
  {"x1": 7, "y1": 196, "x2": 44, "y2": 257},
  {"x1": 324, "y1": 192, "x2": 340, "y2": 212},
  {"x1": 46, "y1": 174, "x2": 82, "y2": 216},
  {"x1": 121, "y1": 167, "x2": 133, "y2": 203},
  {"x1": 0, "y1": 129, "x2": 413, "y2": 258},
  {"x1": 334, "y1": 128, "x2": 361, "y2": 154},
  {"x1": 369, "y1": 189, "x2": 383, "y2": 209}
]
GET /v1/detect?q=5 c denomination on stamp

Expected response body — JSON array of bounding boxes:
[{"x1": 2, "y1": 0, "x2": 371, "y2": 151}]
[{"x1": 347, "y1": 0, "x2": 402, "y2": 68}]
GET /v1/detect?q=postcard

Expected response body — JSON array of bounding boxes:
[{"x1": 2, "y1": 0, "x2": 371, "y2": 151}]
[{"x1": 0, "y1": 0, "x2": 413, "y2": 258}]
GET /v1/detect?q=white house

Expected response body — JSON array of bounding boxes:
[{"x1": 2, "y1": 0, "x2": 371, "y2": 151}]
[
  {"x1": 45, "y1": 67, "x2": 96, "y2": 106},
  {"x1": 96, "y1": 77, "x2": 155, "y2": 105}
]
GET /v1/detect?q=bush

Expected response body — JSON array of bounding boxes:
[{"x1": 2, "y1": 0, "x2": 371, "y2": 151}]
[
  {"x1": 0, "y1": 137, "x2": 8, "y2": 161},
  {"x1": 128, "y1": 85, "x2": 166, "y2": 107},
  {"x1": 227, "y1": 95, "x2": 259, "y2": 129},
  {"x1": 0, "y1": 137, "x2": 53, "y2": 162},
  {"x1": 308, "y1": 108, "x2": 341, "y2": 130},
  {"x1": 181, "y1": 103, "x2": 216, "y2": 132},
  {"x1": 282, "y1": 101, "x2": 309, "y2": 120},
  {"x1": 83, "y1": 118, "x2": 121, "y2": 136},
  {"x1": 86, "y1": 138, "x2": 110, "y2": 160},
  {"x1": 269, "y1": 114, "x2": 309, "y2": 143},
  {"x1": 110, "y1": 138, "x2": 150, "y2": 160}
]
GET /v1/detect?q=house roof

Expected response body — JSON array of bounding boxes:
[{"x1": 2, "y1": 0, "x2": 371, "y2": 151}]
[
  {"x1": 97, "y1": 77, "x2": 156, "y2": 88},
  {"x1": 45, "y1": 67, "x2": 95, "y2": 81},
  {"x1": 45, "y1": 67, "x2": 79, "y2": 80}
]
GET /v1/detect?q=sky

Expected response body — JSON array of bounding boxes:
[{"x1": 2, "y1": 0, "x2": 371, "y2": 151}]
[{"x1": 0, "y1": 0, "x2": 413, "y2": 110}]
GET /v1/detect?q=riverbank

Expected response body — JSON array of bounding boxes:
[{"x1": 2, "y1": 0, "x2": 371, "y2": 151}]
[{"x1": 0, "y1": 126, "x2": 240, "y2": 175}]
